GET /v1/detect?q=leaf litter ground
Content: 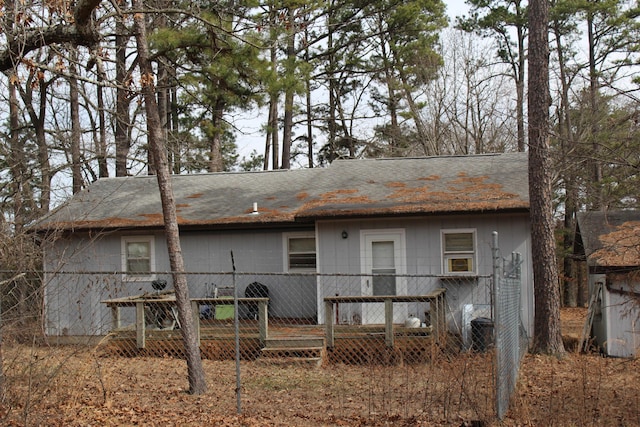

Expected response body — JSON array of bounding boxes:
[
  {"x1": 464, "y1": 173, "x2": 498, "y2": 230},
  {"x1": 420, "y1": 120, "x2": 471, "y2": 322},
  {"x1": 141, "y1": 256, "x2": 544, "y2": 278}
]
[{"x1": 1, "y1": 308, "x2": 639, "y2": 426}]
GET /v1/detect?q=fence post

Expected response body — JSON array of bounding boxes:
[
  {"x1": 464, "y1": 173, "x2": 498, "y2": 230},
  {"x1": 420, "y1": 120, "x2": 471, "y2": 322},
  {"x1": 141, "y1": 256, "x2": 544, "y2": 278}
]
[
  {"x1": 136, "y1": 302, "x2": 145, "y2": 349},
  {"x1": 435, "y1": 291, "x2": 445, "y2": 343},
  {"x1": 191, "y1": 301, "x2": 201, "y2": 345},
  {"x1": 110, "y1": 305, "x2": 121, "y2": 330},
  {"x1": 492, "y1": 231, "x2": 500, "y2": 418},
  {"x1": 385, "y1": 298, "x2": 394, "y2": 347},
  {"x1": 258, "y1": 300, "x2": 268, "y2": 342},
  {"x1": 325, "y1": 299, "x2": 334, "y2": 347},
  {"x1": 492, "y1": 231, "x2": 500, "y2": 323},
  {"x1": 230, "y1": 252, "x2": 241, "y2": 415}
]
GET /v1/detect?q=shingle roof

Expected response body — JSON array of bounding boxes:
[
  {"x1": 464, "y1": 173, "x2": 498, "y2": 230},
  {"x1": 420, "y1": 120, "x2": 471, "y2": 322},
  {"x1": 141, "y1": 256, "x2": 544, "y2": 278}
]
[
  {"x1": 576, "y1": 210, "x2": 640, "y2": 268},
  {"x1": 32, "y1": 152, "x2": 529, "y2": 232}
]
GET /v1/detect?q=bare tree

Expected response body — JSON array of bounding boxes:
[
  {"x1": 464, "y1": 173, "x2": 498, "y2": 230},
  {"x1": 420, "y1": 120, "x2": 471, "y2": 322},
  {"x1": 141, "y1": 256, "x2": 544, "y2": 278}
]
[
  {"x1": 0, "y1": 0, "x2": 101, "y2": 72},
  {"x1": 0, "y1": 0, "x2": 208, "y2": 393},
  {"x1": 457, "y1": 0, "x2": 527, "y2": 152},
  {"x1": 426, "y1": 30, "x2": 518, "y2": 155}
]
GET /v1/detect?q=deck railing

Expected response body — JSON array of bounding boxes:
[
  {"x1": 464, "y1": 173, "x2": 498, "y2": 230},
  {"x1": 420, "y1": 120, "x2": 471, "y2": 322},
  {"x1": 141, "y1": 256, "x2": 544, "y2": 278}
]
[
  {"x1": 103, "y1": 294, "x2": 269, "y2": 348},
  {"x1": 323, "y1": 288, "x2": 447, "y2": 347},
  {"x1": 104, "y1": 290, "x2": 447, "y2": 351}
]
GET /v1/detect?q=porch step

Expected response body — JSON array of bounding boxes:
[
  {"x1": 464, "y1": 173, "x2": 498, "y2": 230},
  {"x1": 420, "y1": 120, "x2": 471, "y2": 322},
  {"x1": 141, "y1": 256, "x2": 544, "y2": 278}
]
[
  {"x1": 261, "y1": 346, "x2": 324, "y2": 358},
  {"x1": 264, "y1": 336, "x2": 325, "y2": 348},
  {"x1": 259, "y1": 336, "x2": 325, "y2": 367}
]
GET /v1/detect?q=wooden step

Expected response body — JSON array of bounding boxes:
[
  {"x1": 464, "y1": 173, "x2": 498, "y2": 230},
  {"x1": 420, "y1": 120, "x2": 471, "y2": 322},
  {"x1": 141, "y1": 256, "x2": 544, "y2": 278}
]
[
  {"x1": 261, "y1": 346, "x2": 323, "y2": 358},
  {"x1": 264, "y1": 336, "x2": 325, "y2": 349},
  {"x1": 260, "y1": 336, "x2": 326, "y2": 367}
]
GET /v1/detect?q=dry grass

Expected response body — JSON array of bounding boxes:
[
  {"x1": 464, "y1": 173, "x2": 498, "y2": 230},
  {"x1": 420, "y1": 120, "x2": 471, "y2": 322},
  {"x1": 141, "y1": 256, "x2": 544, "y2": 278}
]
[{"x1": 0, "y1": 308, "x2": 638, "y2": 426}]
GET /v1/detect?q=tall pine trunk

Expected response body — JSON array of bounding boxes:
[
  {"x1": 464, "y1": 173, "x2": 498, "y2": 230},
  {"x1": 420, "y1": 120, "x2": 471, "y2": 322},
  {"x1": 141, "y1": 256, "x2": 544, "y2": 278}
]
[
  {"x1": 553, "y1": 19, "x2": 578, "y2": 307},
  {"x1": 133, "y1": 3, "x2": 207, "y2": 394},
  {"x1": 528, "y1": 0, "x2": 565, "y2": 355},
  {"x1": 209, "y1": 99, "x2": 225, "y2": 172},
  {"x1": 281, "y1": 7, "x2": 296, "y2": 170}
]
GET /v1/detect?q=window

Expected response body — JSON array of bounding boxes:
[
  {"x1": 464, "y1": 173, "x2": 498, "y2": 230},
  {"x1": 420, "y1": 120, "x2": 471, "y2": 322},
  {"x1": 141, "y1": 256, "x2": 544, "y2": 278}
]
[
  {"x1": 442, "y1": 230, "x2": 476, "y2": 275},
  {"x1": 285, "y1": 233, "x2": 317, "y2": 271},
  {"x1": 122, "y1": 236, "x2": 156, "y2": 281}
]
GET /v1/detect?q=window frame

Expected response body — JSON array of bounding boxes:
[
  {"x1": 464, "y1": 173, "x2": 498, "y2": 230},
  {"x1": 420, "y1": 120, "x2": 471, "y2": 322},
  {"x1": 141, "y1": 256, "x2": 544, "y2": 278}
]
[
  {"x1": 121, "y1": 235, "x2": 156, "y2": 281},
  {"x1": 283, "y1": 232, "x2": 317, "y2": 272},
  {"x1": 441, "y1": 229, "x2": 477, "y2": 276}
]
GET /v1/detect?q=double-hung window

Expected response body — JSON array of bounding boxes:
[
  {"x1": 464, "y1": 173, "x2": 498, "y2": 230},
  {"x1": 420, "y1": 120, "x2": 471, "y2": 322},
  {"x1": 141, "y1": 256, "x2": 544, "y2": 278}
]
[
  {"x1": 284, "y1": 233, "x2": 317, "y2": 272},
  {"x1": 122, "y1": 236, "x2": 156, "y2": 281},
  {"x1": 442, "y1": 229, "x2": 476, "y2": 275}
]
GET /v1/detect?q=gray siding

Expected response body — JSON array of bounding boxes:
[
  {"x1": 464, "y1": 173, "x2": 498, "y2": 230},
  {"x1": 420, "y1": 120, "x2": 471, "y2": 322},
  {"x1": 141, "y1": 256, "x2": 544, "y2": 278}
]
[
  {"x1": 43, "y1": 228, "x2": 317, "y2": 336},
  {"x1": 43, "y1": 213, "x2": 533, "y2": 338},
  {"x1": 316, "y1": 213, "x2": 533, "y2": 336}
]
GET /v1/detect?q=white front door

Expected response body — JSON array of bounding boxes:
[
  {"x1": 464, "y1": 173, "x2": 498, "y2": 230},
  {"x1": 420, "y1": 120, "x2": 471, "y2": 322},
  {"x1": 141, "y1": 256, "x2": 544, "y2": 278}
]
[{"x1": 361, "y1": 230, "x2": 407, "y2": 324}]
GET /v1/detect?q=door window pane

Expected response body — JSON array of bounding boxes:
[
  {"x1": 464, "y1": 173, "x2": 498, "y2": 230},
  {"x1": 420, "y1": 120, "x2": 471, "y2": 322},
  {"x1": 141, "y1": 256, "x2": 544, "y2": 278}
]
[
  {"x1": 372, "y1": 241, "x2": 396, "y2": 295},
  {"x1": 372, "y1": 241, "x2": 394, "y2": 269},
  {"x1": 372, "y1": 269, "x2": 396, "y2": 295}
]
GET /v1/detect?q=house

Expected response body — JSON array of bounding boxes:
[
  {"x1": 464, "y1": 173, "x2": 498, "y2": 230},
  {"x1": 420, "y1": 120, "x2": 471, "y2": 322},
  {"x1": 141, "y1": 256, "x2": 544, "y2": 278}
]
[
  {"x1": 32, "y1": 152, "x2": 533, "y2": 342},
  {"x1": 575, "y1": 210, "x2": 640, "y2": 357}
]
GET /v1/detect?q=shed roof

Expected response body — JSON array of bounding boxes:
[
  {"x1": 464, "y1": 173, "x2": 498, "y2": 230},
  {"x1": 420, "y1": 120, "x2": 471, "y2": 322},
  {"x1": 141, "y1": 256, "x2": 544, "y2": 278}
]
[
  {"x1": 576, "y1": 211, "x2": 640, "y2": 268},
  {"x1": 32, "y1": 152, "x2": 529, "y2": 233}
]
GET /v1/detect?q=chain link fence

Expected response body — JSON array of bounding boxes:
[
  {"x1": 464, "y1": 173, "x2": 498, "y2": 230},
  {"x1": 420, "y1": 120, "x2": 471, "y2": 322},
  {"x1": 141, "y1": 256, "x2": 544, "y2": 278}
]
[
  {"x1": 0, "y1": 260, "x2": 527, "y2": 424},
  {"x1": 492, "y1": 234, "x2": 528, "y2": 420}
]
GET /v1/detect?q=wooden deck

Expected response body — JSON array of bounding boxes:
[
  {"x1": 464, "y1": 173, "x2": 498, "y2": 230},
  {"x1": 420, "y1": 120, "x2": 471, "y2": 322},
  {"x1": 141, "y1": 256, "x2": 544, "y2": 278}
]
[
  {"x1": 102, "y1": 290, "x2": 446, "y2": 365},
  {"x1": 103, "y1": 321, "x2": 440, "y2": 365}
]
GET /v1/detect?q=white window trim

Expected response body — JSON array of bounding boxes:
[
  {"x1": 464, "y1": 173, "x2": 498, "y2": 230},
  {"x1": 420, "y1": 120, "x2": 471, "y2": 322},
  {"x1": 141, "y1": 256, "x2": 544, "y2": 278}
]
[
  {"x1": 121, "y1": 235, "x2": 156, "y2": 281},
  {"x1": 441, "y1": 228, "x2": 477, "y2": 276},
  {"x1": 283, "y1": 232, "x2": 317, "y2": 272}
]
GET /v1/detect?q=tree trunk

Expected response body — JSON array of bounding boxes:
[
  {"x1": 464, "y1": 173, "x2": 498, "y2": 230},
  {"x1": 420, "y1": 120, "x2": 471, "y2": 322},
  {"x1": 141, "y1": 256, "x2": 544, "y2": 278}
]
[
  {"x1": 281, "y1": 7, "x2": 296, "y2": 170},
  {"x1": 132, "y1": 2, "x2": 207, "y2": 394},
  {"x1": 115, "y1": 4, "x2": 131, "y2": 177},
  {"x1": 209, "y1": 99, "x2": 225, "y2": 172},
  {"x1": 587, "y1": 12, "x2": 603, "y2": 209},
  {"x1": 326, "y1": 1, "x2": 337, "y2": 162},
  {"x1": 554, "y1": 19, "x2": 578, "y2": 307},
  {"x1": 263, "y1": 112, "x2": 272, "y2": 170},
  {"x1": 8, "y1": 76, "x2": 25, "y2": 233},
  {"x1": 96, "y1": 58, "x2": 109, "y2": 178},
  {"x1": 516, "y1": 19, "x2": 526, "y2": 152},
  {"x1": 398, "y1": 67, "x2": 434, "y2": 155},
  {"x1": 69, "y1": 48, "x2": 83, "y2": 194},
  {"x1": 377, "y1": 13, "x2": 400, "y2": 154},
  {"x1": 16, "y1": 75, "x2": 51, "y2": 214},
  {"x1": 528, "y1": 0, "x2": 565, "y2": 355},
  {"x1": 269, "y1": 95, "x2": 279, "y2": 169},
  {"x1": 304, "y1": 27, "x2": 313, "y2": 168},
  {"x1": 35, "y1": 80, "x2": 51, "y2": 214},
  {"x1": 170, "y1": 84, "x2": 181, "y2": 174},
  {"x1": 265, "y1": 7, "x2": 278, "y2": 171}
]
